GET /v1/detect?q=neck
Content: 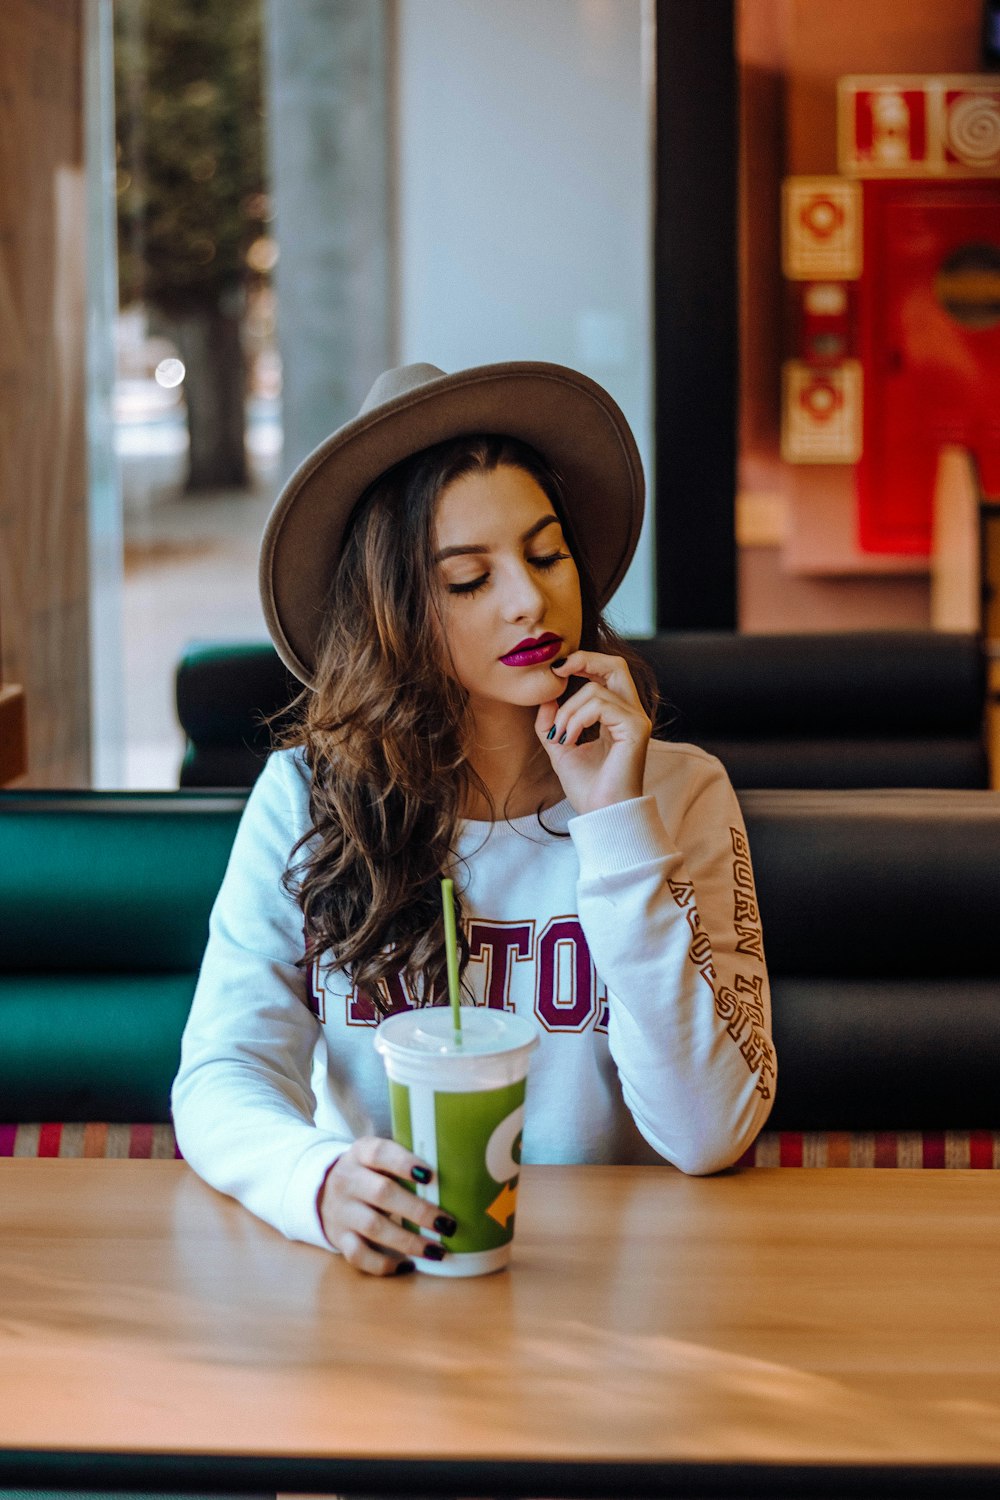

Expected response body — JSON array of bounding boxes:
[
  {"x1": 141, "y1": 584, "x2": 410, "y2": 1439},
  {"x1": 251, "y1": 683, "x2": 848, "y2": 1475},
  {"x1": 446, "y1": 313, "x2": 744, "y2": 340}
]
[{"x1": 461, "y1": 702, "x2": 563, "y2": 821}]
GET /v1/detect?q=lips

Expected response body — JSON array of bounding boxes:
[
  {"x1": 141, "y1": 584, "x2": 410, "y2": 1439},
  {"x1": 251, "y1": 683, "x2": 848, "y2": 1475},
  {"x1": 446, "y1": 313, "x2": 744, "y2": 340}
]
[{"x1": 500, "y1": 634, "x2": 562, "y2": 668}]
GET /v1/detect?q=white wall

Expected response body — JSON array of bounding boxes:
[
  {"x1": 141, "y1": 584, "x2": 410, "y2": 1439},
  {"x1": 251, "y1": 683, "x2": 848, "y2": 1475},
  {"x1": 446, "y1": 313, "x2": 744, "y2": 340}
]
[{"x1": 393, "y1": 0, "x2": 654, "y2": 633}]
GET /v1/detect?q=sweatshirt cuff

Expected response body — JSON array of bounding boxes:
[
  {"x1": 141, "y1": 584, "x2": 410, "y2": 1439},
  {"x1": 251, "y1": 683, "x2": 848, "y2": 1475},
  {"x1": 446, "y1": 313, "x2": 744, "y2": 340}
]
[
  {"x1": 280, "y1": 1134, "x2": 353, "y2": 1250},
  {"x1": 567, "y1": 794, "x2": 674, "y2": 876}
]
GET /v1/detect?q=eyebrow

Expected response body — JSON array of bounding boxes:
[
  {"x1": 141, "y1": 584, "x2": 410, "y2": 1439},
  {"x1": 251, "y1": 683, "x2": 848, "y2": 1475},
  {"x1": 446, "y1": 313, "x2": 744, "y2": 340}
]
[{"x1": 433, "y1": 514, "x2": 560, "y2": 563}]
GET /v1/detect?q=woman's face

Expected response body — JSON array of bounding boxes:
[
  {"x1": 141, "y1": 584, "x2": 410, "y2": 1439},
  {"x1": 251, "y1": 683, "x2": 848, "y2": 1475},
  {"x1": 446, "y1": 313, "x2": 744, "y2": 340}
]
[{"x1": 432, "y1": 464, "x2": 583, "y2": 714}]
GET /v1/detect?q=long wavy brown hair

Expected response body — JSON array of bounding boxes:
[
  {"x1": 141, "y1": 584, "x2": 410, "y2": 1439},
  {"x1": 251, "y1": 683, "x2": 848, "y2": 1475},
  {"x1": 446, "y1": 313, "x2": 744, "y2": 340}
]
[{"x1": 281, "y1": 433, "x2": 657, "y2": 1014}]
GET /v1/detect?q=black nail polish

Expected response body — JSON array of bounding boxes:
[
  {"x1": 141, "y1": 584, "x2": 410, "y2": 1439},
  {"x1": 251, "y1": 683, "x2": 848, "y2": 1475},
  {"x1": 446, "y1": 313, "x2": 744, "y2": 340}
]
[
  {"x1": 558, "y1": 732, "x2": 567, "y2": 745},
  {"x1": 424, "y1": 1242, "x2": 446, "y2": 1261},
  {"x1": 553, "y1": 656, "x2": 567, "y2": 669},
  {"x1": 411, "y1": 1164, "x2": 432, "y2": 1184},
  {"x1": 394, "y1": 1259, "x2": 416, "y2": 1275},
  {"x1": 546, "y1": 726, "x2": 557, "y2": 741},
  {"x1": 433, "y1": 1214, "x2": 457, "y2": 1237}
]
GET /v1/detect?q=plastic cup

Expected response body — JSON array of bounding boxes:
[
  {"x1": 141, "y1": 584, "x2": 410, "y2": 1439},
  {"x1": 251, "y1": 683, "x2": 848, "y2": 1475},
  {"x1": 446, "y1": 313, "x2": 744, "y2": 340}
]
[{"x1": 373, "y1": 1006, "x2": 539, "y2": 1277}]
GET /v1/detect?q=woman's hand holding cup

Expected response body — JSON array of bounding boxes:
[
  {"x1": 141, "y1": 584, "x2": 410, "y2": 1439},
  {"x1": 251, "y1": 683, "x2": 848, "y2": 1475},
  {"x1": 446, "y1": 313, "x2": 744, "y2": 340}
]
[{"x1": 318, "y1": 1135, "x2": 455, "y2": 1275}]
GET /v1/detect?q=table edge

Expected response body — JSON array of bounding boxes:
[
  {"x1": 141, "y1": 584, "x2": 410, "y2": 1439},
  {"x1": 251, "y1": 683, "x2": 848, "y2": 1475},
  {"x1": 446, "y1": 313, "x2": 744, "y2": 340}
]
[{"x1": 3, "y1": 1450, "x2": 1000, "y2": 1497}]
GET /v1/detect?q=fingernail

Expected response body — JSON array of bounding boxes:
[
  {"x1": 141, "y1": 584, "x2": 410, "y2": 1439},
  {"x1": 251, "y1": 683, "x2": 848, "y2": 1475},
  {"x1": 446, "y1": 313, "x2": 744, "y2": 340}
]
[
  {"x1": 411, "y1": 1165, "x2": 432, "y2": 1184},
  {"x1": 558, "y1": 732, "x2": 567, "y2": 745},
  {"x1": 553, "y1": 657, "x2": 567, "y2": 669},
  {"x1": 433, "y1": 1213, "x2": 457, "y2": 1237},
  {"x1": 424, "y1": 1242, "x2": 447, "y2": 1261},
  {"x1": 394, "y1": 1259, "x2": 416, "y2": 1275},
  {"x1": 546, "y1": 726, "x2": 557, "y2": 741}
]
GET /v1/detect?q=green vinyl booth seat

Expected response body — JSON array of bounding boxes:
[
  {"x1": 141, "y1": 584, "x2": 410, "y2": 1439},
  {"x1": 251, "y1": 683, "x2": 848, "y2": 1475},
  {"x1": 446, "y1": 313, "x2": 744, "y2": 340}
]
[
  {"x1": 0, "y1": 791, "x2": 245, "y2": 1126},
  {"x1": 5, "y1": 785, "x2": 1000, "y2": 1171}
]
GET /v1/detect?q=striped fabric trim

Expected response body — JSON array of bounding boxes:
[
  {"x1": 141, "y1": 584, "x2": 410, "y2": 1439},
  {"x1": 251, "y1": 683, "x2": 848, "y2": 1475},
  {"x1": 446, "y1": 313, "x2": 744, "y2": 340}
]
[
  {"x1": 4, "y1": 1124, "x2": 998, "y2": 1168},
  {"x1": 738, "y1": 1130, "x2": 1000, "y2": 1168},
  {"x1": 0, "y1": 1123, "x2": 181, "y2": 1159}
]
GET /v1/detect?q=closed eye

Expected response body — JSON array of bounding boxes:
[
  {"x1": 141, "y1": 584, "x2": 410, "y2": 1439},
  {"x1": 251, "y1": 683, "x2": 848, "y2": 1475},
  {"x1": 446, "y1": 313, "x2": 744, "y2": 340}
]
[
  {"x1": 447, "y1": 573, "x2": 489, "y2": 596},
  {"x1": 445, "y1": 551, "x2": 570, "y2": 597}
]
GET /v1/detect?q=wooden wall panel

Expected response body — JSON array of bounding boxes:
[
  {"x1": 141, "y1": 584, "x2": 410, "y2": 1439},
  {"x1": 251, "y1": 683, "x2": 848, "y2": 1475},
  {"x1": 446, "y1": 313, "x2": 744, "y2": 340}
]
[{"x1": 0, "y1": 0, "x2": 89, "y2": 786}]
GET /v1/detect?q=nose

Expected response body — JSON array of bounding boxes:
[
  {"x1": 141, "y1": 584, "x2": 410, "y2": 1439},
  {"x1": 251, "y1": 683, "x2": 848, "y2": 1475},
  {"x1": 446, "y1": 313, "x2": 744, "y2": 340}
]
[{"x1": 499, "y1": 557, "x2": 547, "y2": 624}]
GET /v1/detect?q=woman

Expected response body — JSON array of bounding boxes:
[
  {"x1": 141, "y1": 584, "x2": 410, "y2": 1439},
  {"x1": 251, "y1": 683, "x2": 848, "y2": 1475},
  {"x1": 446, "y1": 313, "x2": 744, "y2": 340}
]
[{"x1": 173, "y1": 360, "x2": 775, "y2": 1275}]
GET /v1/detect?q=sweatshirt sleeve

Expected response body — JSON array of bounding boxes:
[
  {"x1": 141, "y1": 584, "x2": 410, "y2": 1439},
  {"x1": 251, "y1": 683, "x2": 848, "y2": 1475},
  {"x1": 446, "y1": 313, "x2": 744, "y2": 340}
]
[
  {"x1": 567, "y1": 747, "x2": 775, "y2": 1174},
  {"x1": 172, "y1": 751, "x2": 351, "y2": 1249}
]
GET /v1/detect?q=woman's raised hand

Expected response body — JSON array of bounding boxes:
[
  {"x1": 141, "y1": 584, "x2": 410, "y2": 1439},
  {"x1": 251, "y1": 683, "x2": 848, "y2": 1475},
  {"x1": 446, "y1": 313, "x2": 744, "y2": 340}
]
[
  {"x1": 535, "y1": 651, "x2": 652, "y2": 815},
  {"x1": 318, "y1": 1135, "x2": 456, "y2": 1275}
]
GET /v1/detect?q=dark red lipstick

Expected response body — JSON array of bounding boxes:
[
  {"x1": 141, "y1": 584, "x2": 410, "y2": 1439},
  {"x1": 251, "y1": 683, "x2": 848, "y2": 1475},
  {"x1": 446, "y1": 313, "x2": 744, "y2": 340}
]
[{"x1": 500, "y1": 634, "x2": 562, "y2": 668}]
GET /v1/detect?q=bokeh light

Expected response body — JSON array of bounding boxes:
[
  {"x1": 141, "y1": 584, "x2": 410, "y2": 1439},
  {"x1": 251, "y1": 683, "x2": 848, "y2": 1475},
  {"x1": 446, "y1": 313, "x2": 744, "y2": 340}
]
[{"x1": 154, "y1": 358, "x2": 185, "y2": 389}]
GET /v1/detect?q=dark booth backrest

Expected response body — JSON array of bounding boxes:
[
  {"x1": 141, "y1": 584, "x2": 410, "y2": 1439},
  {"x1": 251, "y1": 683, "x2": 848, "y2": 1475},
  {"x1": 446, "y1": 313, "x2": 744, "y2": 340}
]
[
  {"x1": 175, "y1": 632, "x2": 990, "y2": 790},
  {"x1": 630, "y1": 631, "x2": 989, "y2": 790},
  {"x1": 740, "y1": 788, "x2": 1000, "y2": 1132}
]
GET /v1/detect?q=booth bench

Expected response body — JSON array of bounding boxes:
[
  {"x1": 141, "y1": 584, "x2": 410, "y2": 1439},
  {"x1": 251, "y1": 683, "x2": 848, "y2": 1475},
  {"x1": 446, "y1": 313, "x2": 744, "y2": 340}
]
[{"x1": 3, "y1": 784, "x2": 999, "y2": 1166}]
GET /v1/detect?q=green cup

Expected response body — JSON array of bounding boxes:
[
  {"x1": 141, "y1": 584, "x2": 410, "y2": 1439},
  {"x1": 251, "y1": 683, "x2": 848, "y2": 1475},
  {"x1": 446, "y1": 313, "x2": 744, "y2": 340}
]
[{"x1": 373, "y1": 1006, "x2": 539, "y2": 1277}]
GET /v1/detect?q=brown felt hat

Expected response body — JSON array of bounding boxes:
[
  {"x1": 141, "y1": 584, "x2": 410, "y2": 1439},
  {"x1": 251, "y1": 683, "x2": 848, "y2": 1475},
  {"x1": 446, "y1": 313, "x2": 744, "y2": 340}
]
[{"x1": 259, "y1": 361, "x2": 644, "y2": 687}]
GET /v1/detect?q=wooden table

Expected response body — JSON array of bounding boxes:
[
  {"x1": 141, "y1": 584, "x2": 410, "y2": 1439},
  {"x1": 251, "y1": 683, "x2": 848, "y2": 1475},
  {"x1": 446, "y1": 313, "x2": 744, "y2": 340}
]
[{"x1": 3, "y1": 1161, "x2": 1000, "y2": 1496}]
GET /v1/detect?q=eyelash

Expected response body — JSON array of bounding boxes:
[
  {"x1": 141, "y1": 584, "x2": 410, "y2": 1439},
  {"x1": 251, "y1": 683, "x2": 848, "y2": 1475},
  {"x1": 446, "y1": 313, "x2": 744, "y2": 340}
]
[{"x1": 447, "y1": 551, "x2": 570, "y2": 597}]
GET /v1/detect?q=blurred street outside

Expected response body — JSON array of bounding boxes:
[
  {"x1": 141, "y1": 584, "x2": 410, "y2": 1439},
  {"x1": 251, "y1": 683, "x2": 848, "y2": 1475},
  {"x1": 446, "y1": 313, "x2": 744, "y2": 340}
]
[{"x1": 118, "y1": 379, "x2": 280, "y2": 788}]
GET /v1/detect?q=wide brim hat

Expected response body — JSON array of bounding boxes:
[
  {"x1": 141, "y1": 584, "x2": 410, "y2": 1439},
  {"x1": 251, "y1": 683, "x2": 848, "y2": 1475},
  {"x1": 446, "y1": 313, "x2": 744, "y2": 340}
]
[{"x1": 259, "y1": 360, "x2": 644, "y2": 687}]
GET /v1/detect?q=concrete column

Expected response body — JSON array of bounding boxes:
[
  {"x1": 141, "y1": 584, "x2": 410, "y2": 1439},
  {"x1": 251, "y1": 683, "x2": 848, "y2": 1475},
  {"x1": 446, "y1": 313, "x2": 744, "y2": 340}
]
[
  {"x1": 85, "y1": 0, "x2": 126, "y2": 786},
  {"x1": 264, "y1": 0, "x2": 393, "y2": 478}
]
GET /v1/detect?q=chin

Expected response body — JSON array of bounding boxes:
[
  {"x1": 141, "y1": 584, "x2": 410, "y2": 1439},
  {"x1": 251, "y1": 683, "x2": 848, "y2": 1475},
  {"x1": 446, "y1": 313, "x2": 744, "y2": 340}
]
[{"x1": 469, "y1": 680, "x2": 553, "y2": 712}]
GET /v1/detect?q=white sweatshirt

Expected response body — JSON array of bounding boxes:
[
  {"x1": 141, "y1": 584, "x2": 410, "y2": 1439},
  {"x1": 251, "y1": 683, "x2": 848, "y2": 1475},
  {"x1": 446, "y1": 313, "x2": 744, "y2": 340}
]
[{"x1": 172, "y1": 740, "x2": 775, "y2": 1250}]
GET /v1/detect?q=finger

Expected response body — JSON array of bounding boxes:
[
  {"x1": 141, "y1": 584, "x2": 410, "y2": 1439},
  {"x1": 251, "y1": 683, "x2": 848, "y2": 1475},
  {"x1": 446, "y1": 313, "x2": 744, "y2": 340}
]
[
  {"x1": 551, "y1": 651, "x2": 641, "y2": 702},
  {"x1": 554, "y1": 690, "x2": 648, "y2": 749},
  {"x1": 554, "y1": 698, "x2": 615, "y2": 750},
  {"x1": 353, "y1": 1164, "x2": 456, "y2": 1237},
  {"x1": 535, "y1": 699, "x2": 559, "y2": 741},
  {"x1": 352, "y1": 1134, "x2": 434, "y2": 1186},
  {"x1": 337, "y1": 1229, "x2": 417, "y2": 1277},
  {"x1": 546, "y1": 682, "x2": 613, "y2": 739},
  {"x1": 343, "y1": 1197, "x2": 451, "y2": 1263}
]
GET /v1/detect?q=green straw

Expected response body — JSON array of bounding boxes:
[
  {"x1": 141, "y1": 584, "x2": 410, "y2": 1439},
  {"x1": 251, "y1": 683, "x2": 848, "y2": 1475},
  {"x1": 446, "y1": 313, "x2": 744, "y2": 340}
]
[{"x1": 441, "y1": 877, "x2": 463, "y2": 1045}]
